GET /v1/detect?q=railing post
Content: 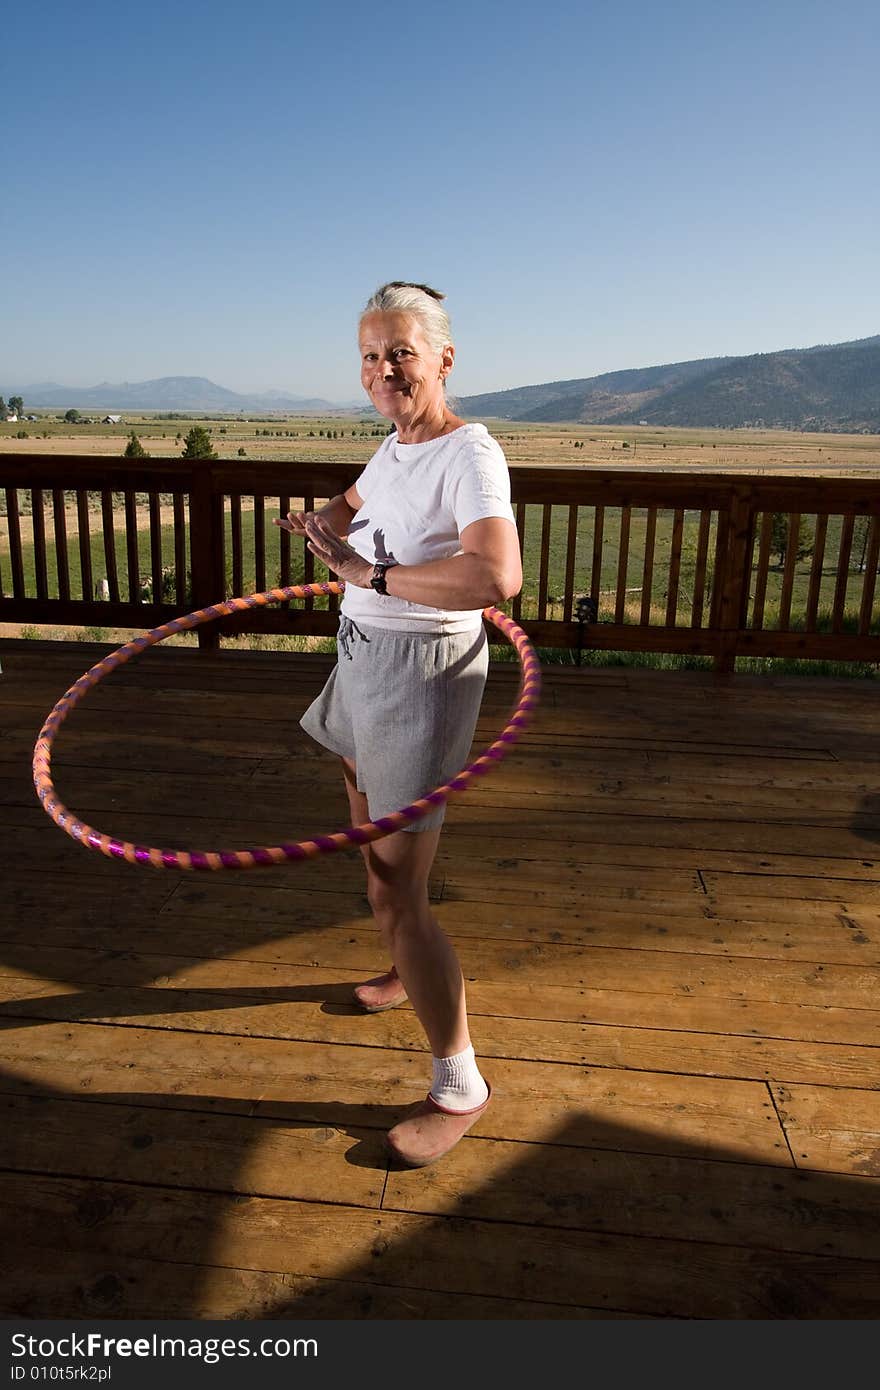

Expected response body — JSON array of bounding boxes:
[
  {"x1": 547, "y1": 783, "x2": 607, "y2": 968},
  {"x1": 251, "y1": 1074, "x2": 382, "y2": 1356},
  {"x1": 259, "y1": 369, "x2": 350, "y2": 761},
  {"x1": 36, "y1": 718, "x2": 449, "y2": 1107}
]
[
  {"x1": 714, "y1": 487, "x2": 754, "y2": 673},
  {"x1": 188, "y1": 462, "x2": 225, "y2": 651}
]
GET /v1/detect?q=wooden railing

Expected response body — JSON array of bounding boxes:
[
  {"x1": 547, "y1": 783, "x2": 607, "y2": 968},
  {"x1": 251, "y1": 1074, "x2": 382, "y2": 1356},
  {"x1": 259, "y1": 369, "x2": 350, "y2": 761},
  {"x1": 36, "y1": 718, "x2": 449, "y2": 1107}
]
[{"x1": 1, "y1": 454, "x2": 879, "y2": 671}]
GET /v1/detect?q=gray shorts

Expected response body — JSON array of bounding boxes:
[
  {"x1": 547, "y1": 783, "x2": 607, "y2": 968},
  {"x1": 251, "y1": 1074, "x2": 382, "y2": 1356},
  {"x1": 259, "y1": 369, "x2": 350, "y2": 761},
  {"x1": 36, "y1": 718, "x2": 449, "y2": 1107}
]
[{"x1": 300, "y1": 616, "x2": 489, "y2": 832}]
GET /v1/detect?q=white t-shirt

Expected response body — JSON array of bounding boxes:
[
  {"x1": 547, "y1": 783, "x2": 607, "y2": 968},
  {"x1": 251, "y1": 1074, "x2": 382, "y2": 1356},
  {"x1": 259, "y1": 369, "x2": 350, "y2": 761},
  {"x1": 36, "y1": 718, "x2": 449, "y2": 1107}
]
[{"x1": 339, "y1": 422, "x2": 517, "y2": 633}]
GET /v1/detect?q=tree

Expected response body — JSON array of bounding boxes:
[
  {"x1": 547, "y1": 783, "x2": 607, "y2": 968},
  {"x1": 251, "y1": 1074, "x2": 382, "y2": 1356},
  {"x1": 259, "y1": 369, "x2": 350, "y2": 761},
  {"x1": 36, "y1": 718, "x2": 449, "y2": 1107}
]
[
  {"x1": 8, "y1": 394, "x2": 23, "y2": 417},
  {"x1": 180, "y1": 426, "x2": 217, "y2": 459},
  {"x1": 64, "y1": 409, "x2": 81, "y2": 424},
  {"x1": 0, "y1": 397, "x2": 6, "y2": 417},
  {"x1": 123, "y1": 430, "x2": 149, "y2": 458},
  {"x1": 769, "y1": 513, "x2": 813, "y2": 569}
]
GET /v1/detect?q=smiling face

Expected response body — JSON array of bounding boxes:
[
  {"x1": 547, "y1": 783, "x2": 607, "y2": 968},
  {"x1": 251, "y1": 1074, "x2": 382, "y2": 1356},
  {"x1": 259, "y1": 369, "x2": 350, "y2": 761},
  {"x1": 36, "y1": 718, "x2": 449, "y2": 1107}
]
[{"x1": 358, "y1": 310, "x2": 455, "y2": 441}]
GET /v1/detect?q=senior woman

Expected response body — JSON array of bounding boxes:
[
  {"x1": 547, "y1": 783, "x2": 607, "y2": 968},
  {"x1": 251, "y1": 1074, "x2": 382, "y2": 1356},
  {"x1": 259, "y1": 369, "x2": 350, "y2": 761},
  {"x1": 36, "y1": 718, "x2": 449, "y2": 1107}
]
[{"x1": 274, "y1": 282, "x2": 522, "y2": 1167}]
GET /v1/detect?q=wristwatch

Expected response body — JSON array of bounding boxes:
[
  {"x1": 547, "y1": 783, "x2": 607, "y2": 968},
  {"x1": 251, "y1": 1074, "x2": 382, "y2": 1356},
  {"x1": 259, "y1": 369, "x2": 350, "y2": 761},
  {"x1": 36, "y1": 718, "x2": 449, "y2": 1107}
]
[{"x1": 369, "y1": 561, "x2": 397, "y2": 596}]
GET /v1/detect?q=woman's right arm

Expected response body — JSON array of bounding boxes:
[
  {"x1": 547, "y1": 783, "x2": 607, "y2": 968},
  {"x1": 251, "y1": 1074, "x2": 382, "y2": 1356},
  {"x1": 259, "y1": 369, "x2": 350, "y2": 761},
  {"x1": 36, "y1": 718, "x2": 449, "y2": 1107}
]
[{"x1": 274, "y1": 484, "x2": 363, "y2": 538}]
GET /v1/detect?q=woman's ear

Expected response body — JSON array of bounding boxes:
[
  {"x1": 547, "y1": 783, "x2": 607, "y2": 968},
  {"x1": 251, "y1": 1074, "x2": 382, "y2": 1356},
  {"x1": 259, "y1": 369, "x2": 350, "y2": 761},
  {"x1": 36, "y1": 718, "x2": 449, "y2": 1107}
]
[{"x1": 440, "y1": 343, "x2": 455, "y2": 379}]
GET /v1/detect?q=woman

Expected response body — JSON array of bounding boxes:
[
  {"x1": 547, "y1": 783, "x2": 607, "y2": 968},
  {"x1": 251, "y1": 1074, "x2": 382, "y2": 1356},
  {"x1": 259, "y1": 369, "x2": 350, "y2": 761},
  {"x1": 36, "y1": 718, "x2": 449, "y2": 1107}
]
[{"x1": 274, "y1": 282, "x2": 522, "y2": 1167}]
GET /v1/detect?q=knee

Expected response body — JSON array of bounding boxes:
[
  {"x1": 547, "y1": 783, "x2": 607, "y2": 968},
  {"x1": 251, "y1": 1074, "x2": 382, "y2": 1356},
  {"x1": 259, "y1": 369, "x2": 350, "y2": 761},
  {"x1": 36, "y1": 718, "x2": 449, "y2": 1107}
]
[{"x1": 365, "y1": 875, "x2": 411, "y2": 922}]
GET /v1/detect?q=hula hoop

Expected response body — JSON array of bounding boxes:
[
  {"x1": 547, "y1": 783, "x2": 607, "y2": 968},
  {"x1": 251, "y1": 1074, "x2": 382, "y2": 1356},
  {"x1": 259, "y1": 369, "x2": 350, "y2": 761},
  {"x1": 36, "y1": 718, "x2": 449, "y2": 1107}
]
[{"x1": 33, "y1": 582, "x2": 541, "y2": 871}]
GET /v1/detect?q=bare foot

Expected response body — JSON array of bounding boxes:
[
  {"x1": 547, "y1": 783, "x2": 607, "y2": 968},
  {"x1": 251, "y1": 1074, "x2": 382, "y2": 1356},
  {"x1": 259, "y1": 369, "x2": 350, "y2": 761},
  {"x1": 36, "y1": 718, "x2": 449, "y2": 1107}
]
[
  {"x1": 386, "y1": 1086, "x2": 492, "y2": 1168},
  {"x1": 353, "y1": 966, "x2": 408, "y2": 1013}
]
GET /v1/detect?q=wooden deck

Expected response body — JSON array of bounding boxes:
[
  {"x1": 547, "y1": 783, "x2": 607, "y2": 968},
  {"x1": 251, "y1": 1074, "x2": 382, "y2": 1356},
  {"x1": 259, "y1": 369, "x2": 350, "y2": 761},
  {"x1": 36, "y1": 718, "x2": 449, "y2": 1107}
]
[{"x1": 1, "y1": 638, "x2": 879, "y2": 1320}]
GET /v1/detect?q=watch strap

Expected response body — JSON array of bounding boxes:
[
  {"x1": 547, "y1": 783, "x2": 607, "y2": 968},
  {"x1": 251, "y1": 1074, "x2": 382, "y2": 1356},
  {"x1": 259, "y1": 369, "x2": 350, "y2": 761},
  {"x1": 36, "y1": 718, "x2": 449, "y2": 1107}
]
[{"x1": 370, "y1": 561, "x2": 397, "y2": 596}]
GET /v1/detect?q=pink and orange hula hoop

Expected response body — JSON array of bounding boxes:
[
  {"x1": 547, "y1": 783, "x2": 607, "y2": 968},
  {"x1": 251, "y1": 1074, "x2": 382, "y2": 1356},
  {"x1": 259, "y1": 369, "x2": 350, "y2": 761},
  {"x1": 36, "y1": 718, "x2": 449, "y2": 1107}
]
[{"x1": 32, "y1": 581, "x2": 541, "y2": 871}]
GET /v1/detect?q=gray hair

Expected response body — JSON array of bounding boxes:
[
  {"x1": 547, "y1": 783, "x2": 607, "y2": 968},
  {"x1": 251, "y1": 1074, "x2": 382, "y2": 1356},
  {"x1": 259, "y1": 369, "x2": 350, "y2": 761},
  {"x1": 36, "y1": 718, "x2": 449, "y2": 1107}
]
[{"x1": 360, "y1": 281, "x2": 453, "y2": 356}]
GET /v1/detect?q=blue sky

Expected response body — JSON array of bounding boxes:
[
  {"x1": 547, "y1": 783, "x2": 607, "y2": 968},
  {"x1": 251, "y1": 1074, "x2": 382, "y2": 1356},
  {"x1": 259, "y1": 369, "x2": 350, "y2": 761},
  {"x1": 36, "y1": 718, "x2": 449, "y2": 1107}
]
[{"x1": 3, "y1": 0, "x2": 878, "y2": 400}]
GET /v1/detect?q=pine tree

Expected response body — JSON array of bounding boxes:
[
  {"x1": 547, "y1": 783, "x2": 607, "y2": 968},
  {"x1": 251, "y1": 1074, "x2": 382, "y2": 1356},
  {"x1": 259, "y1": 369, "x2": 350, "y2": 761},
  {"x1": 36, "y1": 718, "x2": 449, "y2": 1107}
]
[
  {"x1": 123, "y1": 430, "x2": 150, "y2": 458},
  {"x1": 180, "y1": 426, "x2": 217, "y2": 459}
]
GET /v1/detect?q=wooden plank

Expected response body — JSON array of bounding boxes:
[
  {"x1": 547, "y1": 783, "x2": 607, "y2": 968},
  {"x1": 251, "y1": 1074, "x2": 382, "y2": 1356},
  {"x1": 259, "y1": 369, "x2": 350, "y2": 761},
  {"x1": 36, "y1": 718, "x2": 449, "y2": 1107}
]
[
  {"x1": 386, "y1": 1137, "x2": 880, "y2": 1261},
  {"x1": 701, "y1": 868, "x2": 880, "y2": 906},
  {"x1": 154, "y1": 880, "x2": 880, "y2": 964},
  {"x1": 511, "y1": 501, "x2": 526, "y2": 620},
  {"x1": 302, "y1": 493, "x2": 315, "y2": 599},
  {"x1": 253, "y1": 492, "x2": 266, "y2": 591},
  {"x1": 691, "y1": 508, "x2": 712, "y2": 627},
  {"x1": 164, "y1": 860, "x2": 877, "y2": 928},
  {"x1": 76, "y1": 490, "x2": 93, "y2": 600},
  {"x1": 4, "y1": 486, "x2": 26, "y2": 597},
  {"x1": 715, "y1": 490, "x2": 754, "y2": 671},
  {"x1": 772, "y1": 1083, "x2": 880, "y2": 1176},
  {"x1": 30, "y1": 488, "x2": 49, "y2": 599},
  {"x1": 230, "y1": 493, "x2": 243, "y2": 595},
  {"x1": 3, "y1": 1247, "x2": 298, "y2": 1320},
  {"x1": 665, "y1": 506, "x2": 684, "y2": 626},
  {"x1": 124, "y1": 489, "x2": 139, "y2": 602},
  {"x1": 3, "y1": 932, "x2": 876, "y2": 1047},
  {"x1": 805, "y1": 512, "x2": 829, "y2": 632},
  {"x1": 1, "y1": 975, "x2": 877, "y2": 1087},
  {"x1": 536, "y1": 503, "x2": 552, "y2": 617},
  {"x1": 148, "y1": 491, "x2": 163, "y2": 600},
  {"x1": 100, "y1": 488, "x2": 119, "y2": 602},
  {"x1": 9, "y1": 760, "x2": 880, "y2": 868},
  {"x1": 0, "y1": 1021, "x2": 786, "y2": 1162},
  {"x1": 0, "y1": 1093, "x2": 385, "y2": 1206},
  {"x1": 6, "y1": 927, "x2": 876, "y2": 1013},
  {"x1": 751, "y1": 513, "x2": 773, "y2": 631},
  {"x1": 173, "y1": 493, "x2": 186, "y2": 604},
  {"x1": 640, "y1": 506, "x2": 656, "y2": 625},
  {"x1": 278, "y1": 492, "x2": 291, "y2": 592},
  {"x1": 562, "y1": 504, "x2": 578, "y2": 621},
  {"x1": 52, "y1": 487, "x2": 71, "y2": 603},
  {"x1": 4, "y1": 1172, "x2": 879, "y2": 1318},
  {"x1": 4, "y1": 1246, "x2": 591, "y2": 1320},
  {"x1": 832, "y1": 513, "x2": 855, "y2": 633},
  {"x1": 858, "y1": 517, "x2": 880, "y2": 636},
  {"x1": 16, "y1": 860, "x2": 874, "y2": 968},
  {"x1": 5, "y1": 939, "x2": 873, "y2": 1045},
  {"x1": 776, "y1": 511, "x2": 800, "y2": 629},
  {"x1": 590, "y1": 504, "x2": 604, "y2": 614},
  {"x1": 614, "y1": 505, "x2": 630, "y2": 624}
]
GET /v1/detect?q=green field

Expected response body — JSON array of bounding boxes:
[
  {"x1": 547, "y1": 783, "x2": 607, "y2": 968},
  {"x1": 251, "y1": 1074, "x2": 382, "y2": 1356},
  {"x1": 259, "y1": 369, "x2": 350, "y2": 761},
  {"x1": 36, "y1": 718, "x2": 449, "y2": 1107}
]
[{"x1": 2, "y1": 495, "x2": 875, "y2": 640}]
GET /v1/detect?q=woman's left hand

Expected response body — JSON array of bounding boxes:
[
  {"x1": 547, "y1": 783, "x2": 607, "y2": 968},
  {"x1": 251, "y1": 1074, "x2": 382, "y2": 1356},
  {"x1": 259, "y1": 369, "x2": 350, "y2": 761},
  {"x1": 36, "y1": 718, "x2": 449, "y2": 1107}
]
[{"x1": 304, "y1": 516, "x2": 374, "y2": 588}]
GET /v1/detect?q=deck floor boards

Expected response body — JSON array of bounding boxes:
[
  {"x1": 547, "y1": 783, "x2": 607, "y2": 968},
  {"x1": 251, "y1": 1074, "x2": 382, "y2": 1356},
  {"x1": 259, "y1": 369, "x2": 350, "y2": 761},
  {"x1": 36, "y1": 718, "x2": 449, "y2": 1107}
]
[{"x1": 2, "y1": 638, "x2": 879, "y2": 1319}]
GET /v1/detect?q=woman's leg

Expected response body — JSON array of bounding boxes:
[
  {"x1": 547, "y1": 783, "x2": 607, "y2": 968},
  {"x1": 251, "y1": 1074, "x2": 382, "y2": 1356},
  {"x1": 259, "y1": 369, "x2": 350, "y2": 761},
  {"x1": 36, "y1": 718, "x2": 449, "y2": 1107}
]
[
  {"x1": 338, "y1": 758, "x2": 490, "y2": 1164},
  {"x1": 341, "y1": 755, "x2": 469, "y2": 1051},
  {"x1": 340, "y1": 757, "x2": 406, "y2": 1011},
  {"x1": 361, "y1": 822, "x2": 471, "y2": 1059},
  {"x1": 360, "y1": 822, "x2": 490, "y2": 1164}
]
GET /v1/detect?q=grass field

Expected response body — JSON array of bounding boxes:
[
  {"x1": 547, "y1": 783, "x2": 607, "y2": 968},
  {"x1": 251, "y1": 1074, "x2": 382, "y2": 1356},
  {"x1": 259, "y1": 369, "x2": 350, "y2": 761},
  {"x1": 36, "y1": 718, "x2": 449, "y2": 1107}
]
[{"x1": 3, "y1": 413, "x2": 880, "y2": 475}]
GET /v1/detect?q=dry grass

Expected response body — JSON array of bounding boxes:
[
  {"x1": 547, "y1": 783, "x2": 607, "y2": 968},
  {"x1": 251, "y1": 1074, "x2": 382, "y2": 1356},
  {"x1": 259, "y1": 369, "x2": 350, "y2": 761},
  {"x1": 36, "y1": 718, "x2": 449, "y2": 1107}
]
[{"x1": 2, "y1": 417, "x2": 880, "y2": 476}]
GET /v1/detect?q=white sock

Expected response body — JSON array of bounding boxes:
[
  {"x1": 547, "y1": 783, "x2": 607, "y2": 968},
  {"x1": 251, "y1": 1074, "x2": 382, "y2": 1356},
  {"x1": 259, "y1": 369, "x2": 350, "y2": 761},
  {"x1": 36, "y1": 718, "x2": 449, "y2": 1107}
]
[{"x1": 429, "y1": 1045, "x2": 489, "y2": 1112}]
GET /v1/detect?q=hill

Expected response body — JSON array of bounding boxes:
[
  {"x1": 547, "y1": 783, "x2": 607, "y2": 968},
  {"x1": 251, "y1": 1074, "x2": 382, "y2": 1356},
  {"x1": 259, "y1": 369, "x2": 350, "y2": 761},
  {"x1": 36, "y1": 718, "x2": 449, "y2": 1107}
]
[
  {"x1": 458, "y1": 335, "x2": 880, "y2": 431},
  {"x1": 0, "y1": 376, "x2": 350, "y2": 414}
]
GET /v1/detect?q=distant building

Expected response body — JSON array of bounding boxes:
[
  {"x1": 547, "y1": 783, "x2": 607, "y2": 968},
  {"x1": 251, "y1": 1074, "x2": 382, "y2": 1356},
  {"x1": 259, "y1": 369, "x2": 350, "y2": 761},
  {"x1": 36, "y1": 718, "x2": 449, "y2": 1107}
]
[
  {"x1": 102, "y1": 414, "x2": 122, "y2": 425},
  {"x1": 5, "y1": 413, "x2": 18, "y2": 423}
]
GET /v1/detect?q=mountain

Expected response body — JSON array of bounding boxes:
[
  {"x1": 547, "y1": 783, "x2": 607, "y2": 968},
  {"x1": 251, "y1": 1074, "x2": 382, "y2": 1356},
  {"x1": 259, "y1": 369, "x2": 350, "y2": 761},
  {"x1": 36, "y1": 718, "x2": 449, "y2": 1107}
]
[
  {"x1": 457, "y1": 335, "x2": 880, "y2": 431},
  {"x1": 0, "y1": 376, "x2": 351, "y2": 413}
]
